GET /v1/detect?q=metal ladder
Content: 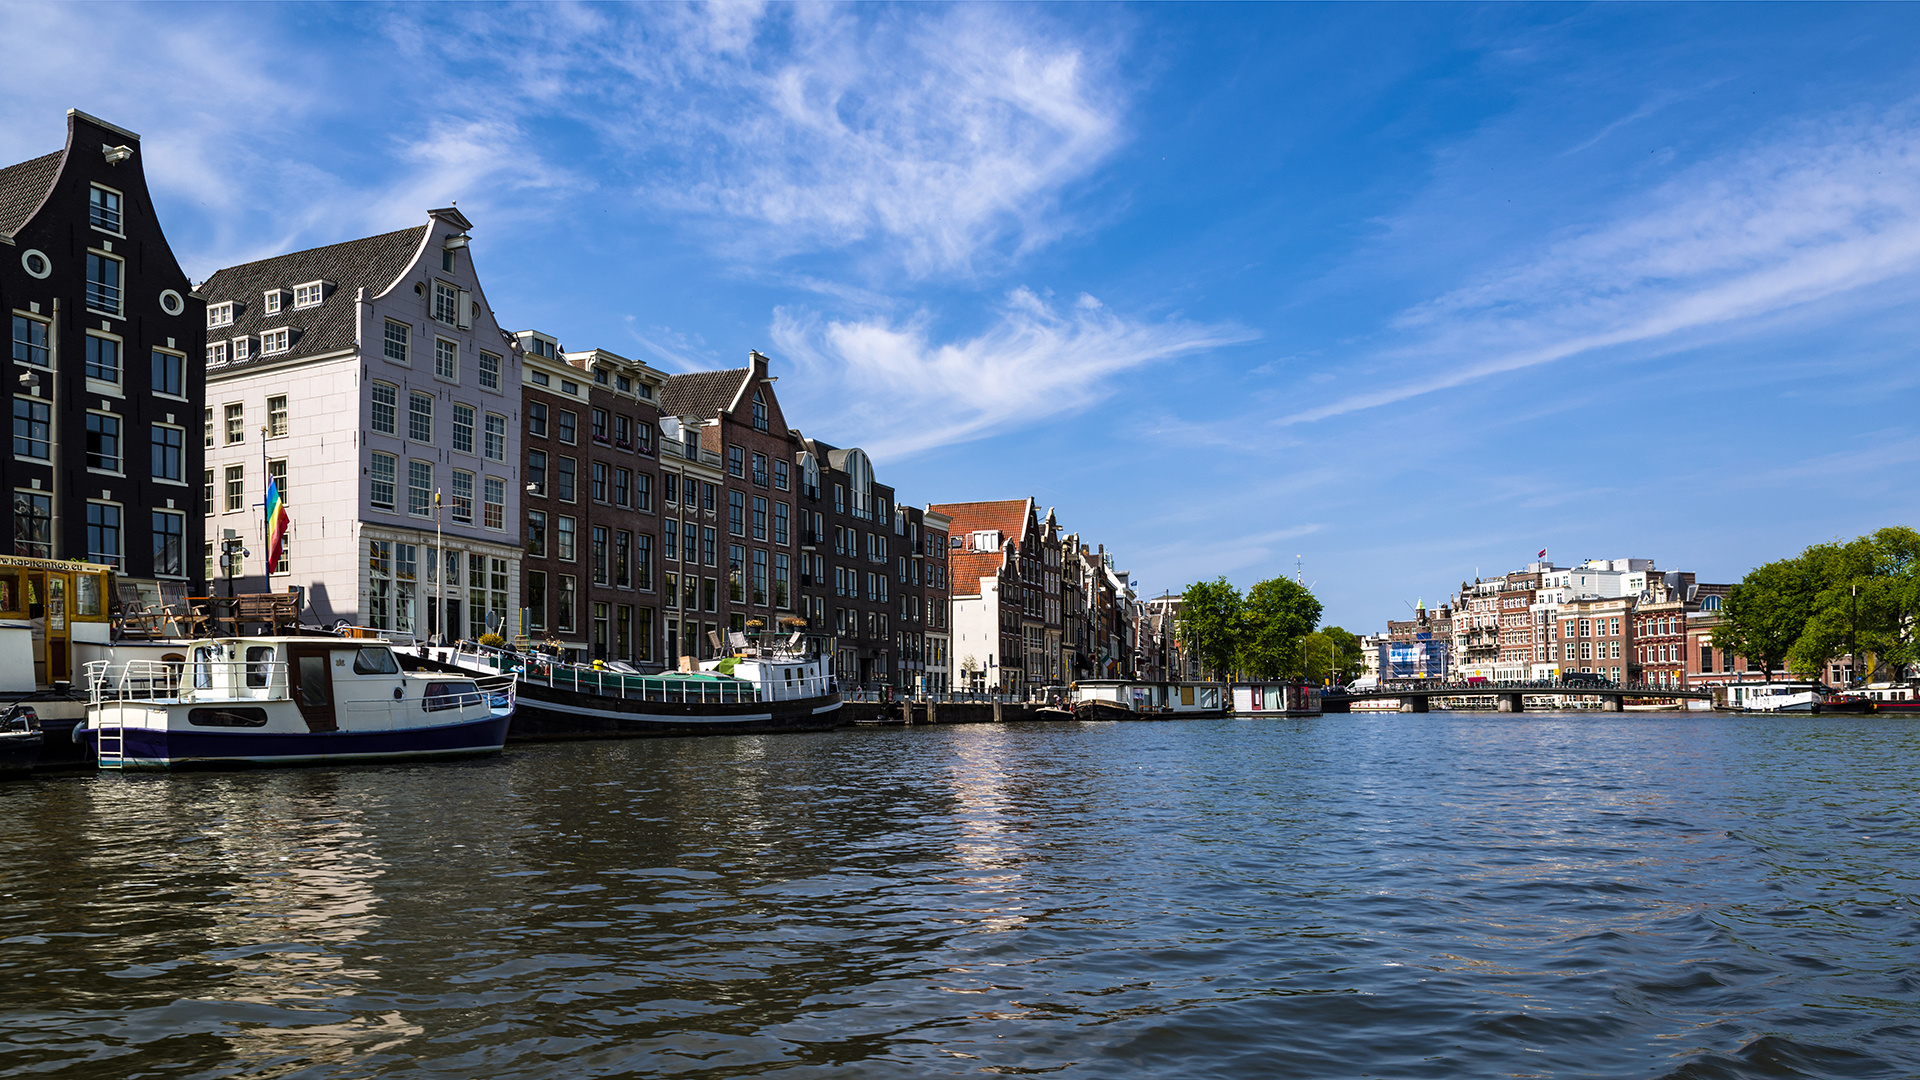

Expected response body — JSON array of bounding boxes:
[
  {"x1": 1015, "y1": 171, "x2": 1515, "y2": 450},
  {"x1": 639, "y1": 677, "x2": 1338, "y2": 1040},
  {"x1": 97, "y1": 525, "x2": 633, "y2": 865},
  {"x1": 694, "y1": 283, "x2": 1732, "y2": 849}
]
[{"x1": 94, "y1": 711, "x2": 124, "y2": 770}]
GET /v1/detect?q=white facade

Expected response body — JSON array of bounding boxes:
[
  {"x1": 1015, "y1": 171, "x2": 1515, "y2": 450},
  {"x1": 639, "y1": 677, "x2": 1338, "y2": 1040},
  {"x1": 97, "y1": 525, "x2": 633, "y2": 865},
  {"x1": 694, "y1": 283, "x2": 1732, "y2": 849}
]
[{"x1": 950, "y1": 579, "x2": 1002, "y2": 691}]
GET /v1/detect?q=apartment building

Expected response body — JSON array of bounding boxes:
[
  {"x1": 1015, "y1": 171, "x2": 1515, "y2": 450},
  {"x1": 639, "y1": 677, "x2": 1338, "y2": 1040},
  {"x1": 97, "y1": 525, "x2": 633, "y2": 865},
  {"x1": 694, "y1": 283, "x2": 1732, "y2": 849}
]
[{"x1": 2, "y1": 110, "x2": 204, "y2": 598}]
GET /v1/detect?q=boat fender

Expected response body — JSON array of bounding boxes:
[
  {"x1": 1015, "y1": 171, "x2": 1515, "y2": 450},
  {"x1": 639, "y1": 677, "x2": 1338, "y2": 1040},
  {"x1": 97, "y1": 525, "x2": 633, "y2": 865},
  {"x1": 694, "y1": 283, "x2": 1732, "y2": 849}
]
[{"x1": 72, "y1": 721, "x2": 88, "y2": 744}]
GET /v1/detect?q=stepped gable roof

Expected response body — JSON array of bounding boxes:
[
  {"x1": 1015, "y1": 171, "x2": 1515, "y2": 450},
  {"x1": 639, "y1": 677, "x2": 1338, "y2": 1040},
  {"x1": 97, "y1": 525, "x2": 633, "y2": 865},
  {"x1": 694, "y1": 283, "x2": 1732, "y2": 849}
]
[
  {"x1": 0, "y1": 150, "x2": 62, "y2": 239},
  {"x1": 660, "y1": 368, "x2": 748, "y2": 421},
  {"x1": 199, "y1": 225, "x2": 428, "y2": 370},
  {"x1": 928, "y1": 498, "x2": 1034, "y2": 597}
]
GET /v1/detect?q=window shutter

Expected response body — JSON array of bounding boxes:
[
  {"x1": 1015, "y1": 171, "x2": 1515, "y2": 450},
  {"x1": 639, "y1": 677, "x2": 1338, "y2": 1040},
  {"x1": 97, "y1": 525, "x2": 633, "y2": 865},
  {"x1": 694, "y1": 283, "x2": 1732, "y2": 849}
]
[{"x1": 457, "y1": 290, "x2": 472, "y2": 330}]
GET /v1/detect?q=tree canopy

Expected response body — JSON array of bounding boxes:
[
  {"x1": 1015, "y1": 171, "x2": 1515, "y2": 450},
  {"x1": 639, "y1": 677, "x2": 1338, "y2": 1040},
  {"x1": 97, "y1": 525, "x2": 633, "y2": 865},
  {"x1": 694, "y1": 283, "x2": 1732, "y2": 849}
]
[
  {"x1": 1715, "y1": 527, "x2": 1920, "y2": 681},
  {"x1": 1176, "y1": 575, "x2": 1324, "y2": 681},
  {"x1": 1176, "y1": 577, "x2": 1242, "y2": 681}
]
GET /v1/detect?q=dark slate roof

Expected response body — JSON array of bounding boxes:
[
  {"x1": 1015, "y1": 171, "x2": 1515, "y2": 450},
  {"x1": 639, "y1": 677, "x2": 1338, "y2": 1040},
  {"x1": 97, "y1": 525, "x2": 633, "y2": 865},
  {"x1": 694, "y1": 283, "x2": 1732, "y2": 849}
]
[
  {"x1": 660, "y1": 368, "x2": 748, "y2": 420},
  {"x1": 198, "y1": 226, "x2": 426, "y2": 370},
  {"x1": 0, "y1": 150, "x2": 62, "y2": 239}
]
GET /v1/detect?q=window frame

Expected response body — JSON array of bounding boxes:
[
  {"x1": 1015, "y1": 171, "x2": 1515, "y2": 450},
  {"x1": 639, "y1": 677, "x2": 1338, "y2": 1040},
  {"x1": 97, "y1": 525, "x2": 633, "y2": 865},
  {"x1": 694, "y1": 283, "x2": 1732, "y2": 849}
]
[
  {"x1": 150, "y1": 422, "x2": 185, "y2": 482},
  {"x1": 85, "y1": 410, "x2": 123, "y2": 474}
]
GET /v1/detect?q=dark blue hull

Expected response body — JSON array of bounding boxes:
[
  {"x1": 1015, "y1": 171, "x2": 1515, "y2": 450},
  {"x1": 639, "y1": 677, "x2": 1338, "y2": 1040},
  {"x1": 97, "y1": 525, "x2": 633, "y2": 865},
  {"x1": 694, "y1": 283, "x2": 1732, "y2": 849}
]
[
  {"x1": 85, "y1": 713, "x2": 512, "y2": 770},
  {"x1": 0, "y1": 731, "x2": 41, "y2": 778}
]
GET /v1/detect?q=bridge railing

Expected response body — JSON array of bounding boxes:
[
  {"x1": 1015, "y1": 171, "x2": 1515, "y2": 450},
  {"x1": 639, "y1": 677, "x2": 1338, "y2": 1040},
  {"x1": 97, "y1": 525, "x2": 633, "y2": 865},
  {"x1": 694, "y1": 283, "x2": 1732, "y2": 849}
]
[{"x1": 1335, "y1": 679, "x2": 1710, "y2": 697}]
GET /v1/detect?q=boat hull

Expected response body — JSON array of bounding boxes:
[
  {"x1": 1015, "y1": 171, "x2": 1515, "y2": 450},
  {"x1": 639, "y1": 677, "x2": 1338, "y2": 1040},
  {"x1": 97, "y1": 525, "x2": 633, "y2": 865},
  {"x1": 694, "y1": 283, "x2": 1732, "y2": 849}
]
[
  {"x1": 0, "y1": 730, "x2": 42, "y2": 777},
  {"x1": 81, "y1": 713, "x2": 511, "y2": 771},
  {"x1": 507, "y1": 681, "x2": 843, "y2": 740}
]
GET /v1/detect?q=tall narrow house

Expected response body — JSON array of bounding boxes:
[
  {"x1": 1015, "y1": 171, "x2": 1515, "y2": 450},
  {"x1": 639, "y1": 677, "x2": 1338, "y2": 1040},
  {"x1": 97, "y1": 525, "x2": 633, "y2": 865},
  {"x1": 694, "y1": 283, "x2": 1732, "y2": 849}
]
[
  {"x1": 0, "y1": 110, "x2": 205, "y2": 600},
  {"x1": 199, "y1": 209, "x2": 523, "y2": 639}
]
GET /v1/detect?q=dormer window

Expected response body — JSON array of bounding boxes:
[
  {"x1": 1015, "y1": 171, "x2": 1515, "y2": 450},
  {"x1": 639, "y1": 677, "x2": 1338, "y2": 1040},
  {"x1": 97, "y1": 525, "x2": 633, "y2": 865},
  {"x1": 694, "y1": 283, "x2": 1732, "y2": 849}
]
[
  {"x1": 752, "y1": 389, "x2": 769, "y2": 432},
  {"x1": 231, "y1": 336, "x2": 252, "y2": 361},
  {"x1": 293, "y1": 281, "x2": 326, "y2": 308},
  {"x1": 208, "y1": 303, "x2": 234, "y2": 328},
  {"x1": 263, "y1": 289, "x2": 285, "y2": 315},
  {"x1": 261, "y1": 328, "x2": 291, "y2": 356}
]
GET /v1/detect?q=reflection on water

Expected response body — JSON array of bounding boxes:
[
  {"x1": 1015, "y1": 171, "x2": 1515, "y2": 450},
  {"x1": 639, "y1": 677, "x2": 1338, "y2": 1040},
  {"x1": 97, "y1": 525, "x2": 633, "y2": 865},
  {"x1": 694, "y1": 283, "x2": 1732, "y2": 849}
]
[{"x1": 3, "y1": 714, "x2": 1920, "y2": 1079}]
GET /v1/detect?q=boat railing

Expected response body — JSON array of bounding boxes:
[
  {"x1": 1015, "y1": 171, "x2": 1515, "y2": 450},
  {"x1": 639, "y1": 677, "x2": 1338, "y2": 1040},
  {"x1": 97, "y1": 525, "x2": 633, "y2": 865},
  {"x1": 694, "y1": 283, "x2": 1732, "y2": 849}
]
[
  {"x1": 83, "y1": 658, "x2": 291, "y2": 704},
  {"x1": 332, "y1": 624, "x2": 419, "y2": 646},
  {"x1": 443, "y1": 640, "x2": 831, "y2": 704}
]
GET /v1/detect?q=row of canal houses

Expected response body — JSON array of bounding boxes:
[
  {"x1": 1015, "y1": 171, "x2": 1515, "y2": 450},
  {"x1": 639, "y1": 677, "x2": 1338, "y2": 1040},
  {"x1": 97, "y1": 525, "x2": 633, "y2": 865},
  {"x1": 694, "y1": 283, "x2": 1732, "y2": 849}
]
[{"x1": 0, "y1": 111, "x2": 1166, "y2": 695}]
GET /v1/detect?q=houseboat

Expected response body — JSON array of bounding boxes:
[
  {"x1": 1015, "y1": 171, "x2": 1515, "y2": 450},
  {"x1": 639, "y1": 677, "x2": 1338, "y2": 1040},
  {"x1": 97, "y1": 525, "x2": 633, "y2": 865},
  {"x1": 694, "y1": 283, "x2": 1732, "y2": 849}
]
[
  {"x1": 418, "y1": 629, "x2": 843, "y2": 739},
  {"x1": 0, "y1": 704, "x2": 42, "y2": 777},
  {"x1": 1859, "y1": 682, "x2": 1920, "y2": 714},
  {"x1": 1233, "y1": 681, "x2": 1323, "y2": 716},
  {"x1": 1722, "y1": 681, "x2": 1828, "y2": 713},
  {"x1": 79, "y1": 637, "x2": 515, "y2": 770},
  {"x1": 0, "y1": 557, "x2": 120, "y2": 765},
  {"x1": 1069, "y1": 680, "x2": 1231, "y2": 720}
]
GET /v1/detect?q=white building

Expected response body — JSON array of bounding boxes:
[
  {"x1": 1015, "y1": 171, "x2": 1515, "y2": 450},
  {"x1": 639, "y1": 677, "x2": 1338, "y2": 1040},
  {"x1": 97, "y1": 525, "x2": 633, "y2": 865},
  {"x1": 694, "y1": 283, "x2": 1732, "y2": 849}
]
[{"x1": 200, "y1": 208, "x2": 524, "y2": 639}]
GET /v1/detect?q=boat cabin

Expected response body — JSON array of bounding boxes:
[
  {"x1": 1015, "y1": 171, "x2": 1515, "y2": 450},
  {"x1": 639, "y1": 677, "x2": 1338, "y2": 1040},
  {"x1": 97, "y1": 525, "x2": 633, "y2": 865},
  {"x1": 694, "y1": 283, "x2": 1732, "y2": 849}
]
[{"x1": 0, "y1": 557, "x2": 115, "y2": 690}]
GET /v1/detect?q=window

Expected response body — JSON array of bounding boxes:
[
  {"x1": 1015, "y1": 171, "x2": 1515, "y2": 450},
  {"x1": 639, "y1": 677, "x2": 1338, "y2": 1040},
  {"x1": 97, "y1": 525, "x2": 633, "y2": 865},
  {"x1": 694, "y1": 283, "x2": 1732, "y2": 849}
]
[
  {"x1": 729, "y1": 544, "x2": 745, "y2": 602},
  {"x1": 702, "y1": 482, "x2": 716, "y2": 513},
  {"x1": 294, "y1": 282, "x2": 324, "y2": 308},
  {"x1": 557, "y1": 516, "x2": 576, "y2": 561},
  {"x1": 729, "y1": 490, "x2": 744, "y2": 535},
  {"x1": 266, "y1": 290, "x2": 285, "y2": 315},
  {"x1": 613, "y1": 467, "x2": 631, "y2": 508},
  {"x1": 664, "y1": 519, "x2": 678, "y2": 561},
  {"x1": 85, "y1": 333, "x2": 120, "y2": 383},
  {"x1": 435, "y1": 338, "x2": 458, "y2": 381},
  {"x1": 11, "y1": 315, "x2": 49, "y2": 366},
  {"x1": 752, "y1": 389, "x2": 768, "y2": 432},
  {"x1": 13, "y1": 491, "x2": 50, "y2": 558},
  {"x1": 221, "y1": 403, "x2": 243, "y2": 444},
  {"x1": 13, "y1": 398, "x2": 48, "y2": 460},
  {"x1": 484, "y1": 476, "x2": 504, "y2": 529},
  {"x1": 202, "y1": 468, "x2": 213, "y2": 511},
  {"x1": 408, "y1": 460, "x2": 432, "y2": 516},
  {"x1": 556, "y1": 576, "x2": 576, "y2": 633},
  {"x1": 526, "y1": 571, "x2": 547, "y2": 630},
  {"x1": 774, "y1": 502, "x2": 788, "y2": 546},
  {"x1": 592, "y1": 526, "x2": 609, "y2": 585},
  {"x1": 231, "y1": 336, "x2": 251, "y2": 362},
  {"x1": 664, "y1": 473, "x2": 678, "y2": 504},
  {"x1": 591, "y1": 461, "x2": 608, "y2": 502},
  {"x1": 452, "y1": 404, "x2": 474, "y2": 454},
  {"x1": 528, "y1": 401, "x2": 548, "y2": 437},
  {"x1": 750, "y1": 452, "x2": 767, "y2": 486},
  {"x1": 727, "y1": 445, "x2": 744, "y2": 477},
  {"x1": 89, "y1": 185, "x2": 122, "y2": 231},
  {"x1": 556, "y1": 456, "x2": 576, "y2": 502},
  {"x1": 752, "y1": 496, "x2": 767, "y2": 541},
  {"x1": 409, "y1": 392, "x2": 433, "y2": 442},
  {"x1": 86, "y1": 413, "x2": 121, "y2": 472},
  {"x1": 774, "y1": 459, "x2": 789, "y2": 490},
  {"x1": 208, "y1": 303, "x2": 234, "y2": 328},
  {"x1": 86, "y1": 502, "x2": 121, "y2": 568},
  {"x1": 86, "y1": 252, "x2": 122, "y2": 314},
  {"x1": 635, "y1": 533, "x2": 651, "y2": 591},
  {"x1": 151, "y1": 424, "x2": 183, "y2": 481},
  {"x1": 478, "y1": 351, "x2": 500, "y2": 391},
  {"x1": 557, "y1": 410, "x2": 576, "y2": 444},
  {"x1": 260, "y1": 328, "x2": 290, "y2": 355},
  {"x1": 152, "y1": 511, "x2": 184, "y2": 577},
  {"x1": 384, "y1": 320, "x2": 410, "y2": 364},
  {"x1": 370, "y1": 453, "x2": 395, "y2": 509},
  {"x1": 266, "y1": 395, "x2": 288, "y2": 437},
  {"x1": 703, "y1": 526, "x2": 716, "y2": 566},
  {"x1": 483, "y1": 413, "x2": 506, "y2": 461},
  {"x1": 591, "y1": 408, "x2": 608, "y2": 442},
  {"x1": 614, "y1": 531, "x2": 633, "y2": 588},
  {"x1": 450, "y1": 470, "x2": 473, "y2": 523},
  {"x1": 527, "y1": 449, "x2": 547, "y2": 495},
  {"x1": 364, "y1": 383, "x2": 396, "y2": 435},
  {"x1": 752, "y1": 549, "x2": 768, "y2": 606},
  {"x1": 527, "y1": 509, "x2": 547, "y2": 556},
  {"x1": 613, "y1": 414, "x2": 631, "y2": 448},
  {"x1": 206, "y1": 341, "x2": 227, "y2": 365},
  {"x1": 774, "y1": 553, "x2": 789, "y2": 609},
  {"x1": 152, "y1": 349, "x2": 184, "y2": 397},
  {"x1": 635, "y1": 471, "x2": 651, "y2": 512},
  {"x1": 433, "y1": 282, "x2": 458, "y2": 325}
]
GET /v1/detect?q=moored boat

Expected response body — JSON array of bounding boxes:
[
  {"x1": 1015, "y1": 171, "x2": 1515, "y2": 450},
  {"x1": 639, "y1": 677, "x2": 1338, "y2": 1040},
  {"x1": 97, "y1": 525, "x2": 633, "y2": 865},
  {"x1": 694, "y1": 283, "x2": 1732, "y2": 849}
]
[
  {"x1": 79, "y1": 637, "x2": 514, "y2": 770},
  {"x1": 0, "y1": 704, "x2": 43, "y2": 778},
  {"x1": 1069, "y1": 680, "x2": 1231, "y2": 720},
  {"x1": 419, "y1": 629, "x2": 842, "y2": 740}
]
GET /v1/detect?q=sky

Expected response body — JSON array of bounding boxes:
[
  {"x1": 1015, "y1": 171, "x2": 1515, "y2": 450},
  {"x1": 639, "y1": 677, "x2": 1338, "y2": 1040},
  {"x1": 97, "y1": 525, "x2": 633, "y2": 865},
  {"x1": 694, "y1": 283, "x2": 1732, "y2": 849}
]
[{"x1": 4, "y1": 2, "x2": 1918, "y2": 631}]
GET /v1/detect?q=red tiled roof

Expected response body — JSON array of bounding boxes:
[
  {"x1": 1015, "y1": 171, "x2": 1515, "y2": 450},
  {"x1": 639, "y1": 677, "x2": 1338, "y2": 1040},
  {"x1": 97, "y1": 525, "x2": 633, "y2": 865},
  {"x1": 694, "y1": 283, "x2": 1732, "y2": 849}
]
[{"x1": 929, "y1": 498, "x2": 1032, "y2": 597}]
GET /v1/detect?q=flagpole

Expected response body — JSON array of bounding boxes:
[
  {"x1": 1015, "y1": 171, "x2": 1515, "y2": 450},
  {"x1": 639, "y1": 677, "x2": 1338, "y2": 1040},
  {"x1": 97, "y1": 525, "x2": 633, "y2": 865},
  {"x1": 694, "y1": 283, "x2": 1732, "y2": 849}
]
[{"x1": 261, "y1": 426, "x2": 270, "y2": 595}]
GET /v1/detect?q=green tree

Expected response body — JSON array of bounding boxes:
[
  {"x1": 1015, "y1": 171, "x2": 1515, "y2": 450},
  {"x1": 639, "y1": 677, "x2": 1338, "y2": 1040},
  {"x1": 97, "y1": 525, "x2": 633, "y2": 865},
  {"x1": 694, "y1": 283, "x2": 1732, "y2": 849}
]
[
  {"x1": 1177, "y1": 577, "x2": 1243, "y2": 681},
  {"x1": 1302, "y1": 626, "x2": 1365, "y2": 685},
  {"x1": 1713, "y1": 553, "x2": 1827, "y2": 679},
  {"x1": 1787, "y1": 527, "x2": 1920, "y2": 681},
  {"x1": 1237, "y1": 577, "x2": 1323, "y2": 679}
]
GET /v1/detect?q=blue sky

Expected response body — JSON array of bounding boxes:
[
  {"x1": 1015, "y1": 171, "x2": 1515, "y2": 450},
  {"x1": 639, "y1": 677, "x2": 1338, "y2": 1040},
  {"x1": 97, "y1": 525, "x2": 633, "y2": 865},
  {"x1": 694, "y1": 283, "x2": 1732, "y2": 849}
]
[{"x1": 5, "y1": 3, "x2": 1918, "y2": 630}]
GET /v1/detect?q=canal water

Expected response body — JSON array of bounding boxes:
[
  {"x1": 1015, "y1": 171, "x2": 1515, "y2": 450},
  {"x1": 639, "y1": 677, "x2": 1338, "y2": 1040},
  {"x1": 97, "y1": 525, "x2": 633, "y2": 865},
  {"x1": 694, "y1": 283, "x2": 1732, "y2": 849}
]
[{"x1": 3, "y1": 713, "x2": 1918, "y2": 1079}]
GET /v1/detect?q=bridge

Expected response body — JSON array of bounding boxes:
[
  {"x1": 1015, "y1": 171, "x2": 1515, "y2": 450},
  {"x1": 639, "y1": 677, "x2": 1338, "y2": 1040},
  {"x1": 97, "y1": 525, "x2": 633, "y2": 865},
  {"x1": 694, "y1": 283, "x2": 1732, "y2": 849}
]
[{"x1": 1322, "y1": 680, "x2": 1715, "y2": 713}]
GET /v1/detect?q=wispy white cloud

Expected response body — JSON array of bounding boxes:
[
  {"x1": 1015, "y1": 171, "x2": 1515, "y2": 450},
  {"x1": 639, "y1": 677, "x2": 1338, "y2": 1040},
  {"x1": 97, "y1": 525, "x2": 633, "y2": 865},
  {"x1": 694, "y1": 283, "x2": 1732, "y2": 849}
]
[
  {"x1": 770, "y1": 289, "x2": 1255, "y2": 458},
  {"x1": 1283, "y1": 107, "x2": 1920, "y2": 425}
]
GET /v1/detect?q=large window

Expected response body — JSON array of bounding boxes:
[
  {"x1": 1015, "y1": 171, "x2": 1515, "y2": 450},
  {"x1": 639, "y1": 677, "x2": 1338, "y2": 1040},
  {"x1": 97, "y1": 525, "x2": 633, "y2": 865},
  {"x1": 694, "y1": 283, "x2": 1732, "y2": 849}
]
[
  {"x1": 452, "y1": 403, "x2": 474, "y2": 454},
  {"x1": 774, "y1": 502, "x2": 789, "y2": 546},
  {"x1": 527, "y1": 509, "x2": 547, "y2": 557},
  {"x1": 11, "y1": 316, "x2": 49, "y2": 367},
  {"x1": 86, "y1": 502, "x2": 122, "y2": 568},
  {"x1": 729, "y1": 490, "x2": 744, "y2": 536},
  {"x1": 433, "y1": 282, "x2": 458, "y2": 325},
  {"x1": 592, "y1": 526, "x2": 609, "y2": 585},
  {"x1": 450, "y1": 470, "x2": 473, "y2": 523},
  {"x1": 528, "y1": 401, "x2": 547, "y2": 437},
  {"x1": 556, "y1": 575, "x2": 576, "y2": 633},
  {"x1": 556, "y1": 515, "x2": 576, "y2": 561},
  {"x1": 478, "y1": 351, "x2": 500, "y2": 391},
  {"x1": 435, "y1": 339, "x2": 458, "y2": 381},
  {"x1": 591, "y1": 461, "x2": 608, "y2": 503},
  {"x1": 408, "y1": 461, "x2": 433, "y2": 516},
  {"x1": 556, "y1": 456, "x2": 576, "y2": 502},
  {"x1": 89, "y1": 185, "x2": 122, "y2": 231},
  {"x1": 752, "y1": 496, "x2": 767, "y2": 541},
  {"x1": 557, "y1": 410, "x2": 577, "y2": 445},
  {"x1": 12, "y1": 398, "x2": 49, "y2": 460},
  {"x1": 152, "y1": 511, "x2": 184, "y2": 577},
  {"x1": 86, "y1": 252, "x2": 122, "y2": 314},
  {"x1": 484, "y1": 476, "x2": 504, "y2": 530},
  {"x1": 774, "y1": 552, "x2": 789, "y2": 609},
  {"x1": 484, "y1": 413, "x2": 506, "y2": 461},
  {"x1": 635, "y1": 533, "x2": 651, "y2": 591},
  {"x1": 86, "y1": 413, "x2": 122, "y2": 472},
  {"x1": 151, "y1": 424, "x2": 183, "y2": 481},
  {"x1": 225, "y1": 403, "x2": 244, "y2": 444},
  {"x1": 13, "y1": 492, "x2": 50, "y2": 558},
  {"x1": 267, "y1": 395, "x2": 288, "y2": 437},
  {"x1": 729, "y1": 544, "x2": 744, "y2": 602},
  {"x1": 663, "y1": 519, "x2": 677, "y2": 561},
  {"x1": 752, "y1": 549, "x2": 768, "y2": 606},
  {"x1": 225, "y1": 465, "x2": 245, "y2": 511},
  {"x1": 526, "y1": 571, "x2": 547, "y2": 631},
  {"x1": 152, "y1": 349, "x2": 184, "y2": 397},
  {"x1": 409, "y1": 392, "x2": 433, "y2": 442},
  {"x1": 370, "y1": 453, "x2": 396, "y2": 509},
  {"x1": 371, "y1": 383, "x2": 397, "y2": 435},
  {"x1": 85, "y1": 333, "x2": 121, "y2": 383}
]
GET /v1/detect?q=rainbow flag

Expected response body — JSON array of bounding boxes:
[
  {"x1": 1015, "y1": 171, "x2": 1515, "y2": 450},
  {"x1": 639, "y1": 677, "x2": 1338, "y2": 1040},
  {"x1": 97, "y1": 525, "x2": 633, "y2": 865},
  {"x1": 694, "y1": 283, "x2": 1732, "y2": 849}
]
[{"x1": 266, "y1": 476, "x2": 290, "y2": 570}]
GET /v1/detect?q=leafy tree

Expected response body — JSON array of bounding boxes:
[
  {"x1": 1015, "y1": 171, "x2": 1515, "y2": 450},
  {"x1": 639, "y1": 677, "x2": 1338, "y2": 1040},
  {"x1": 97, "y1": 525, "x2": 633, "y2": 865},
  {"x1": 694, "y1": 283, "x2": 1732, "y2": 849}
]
[
  {"x1": 1302, "y1": 626, "x2": 1366, "y2": 685},
  {"x1": 1713, "y1": 552, "x2": 1827, "y2": 678},
  {"x1": 1237, "y1": 577, "x2": 1323, "y2": 679},
  {"x1": 1787, "y1": 527, "x2": 1920, "y2": 681},
  {"x1": 1177, "y1": 577, "x2": 1243, "y2": 681}
]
